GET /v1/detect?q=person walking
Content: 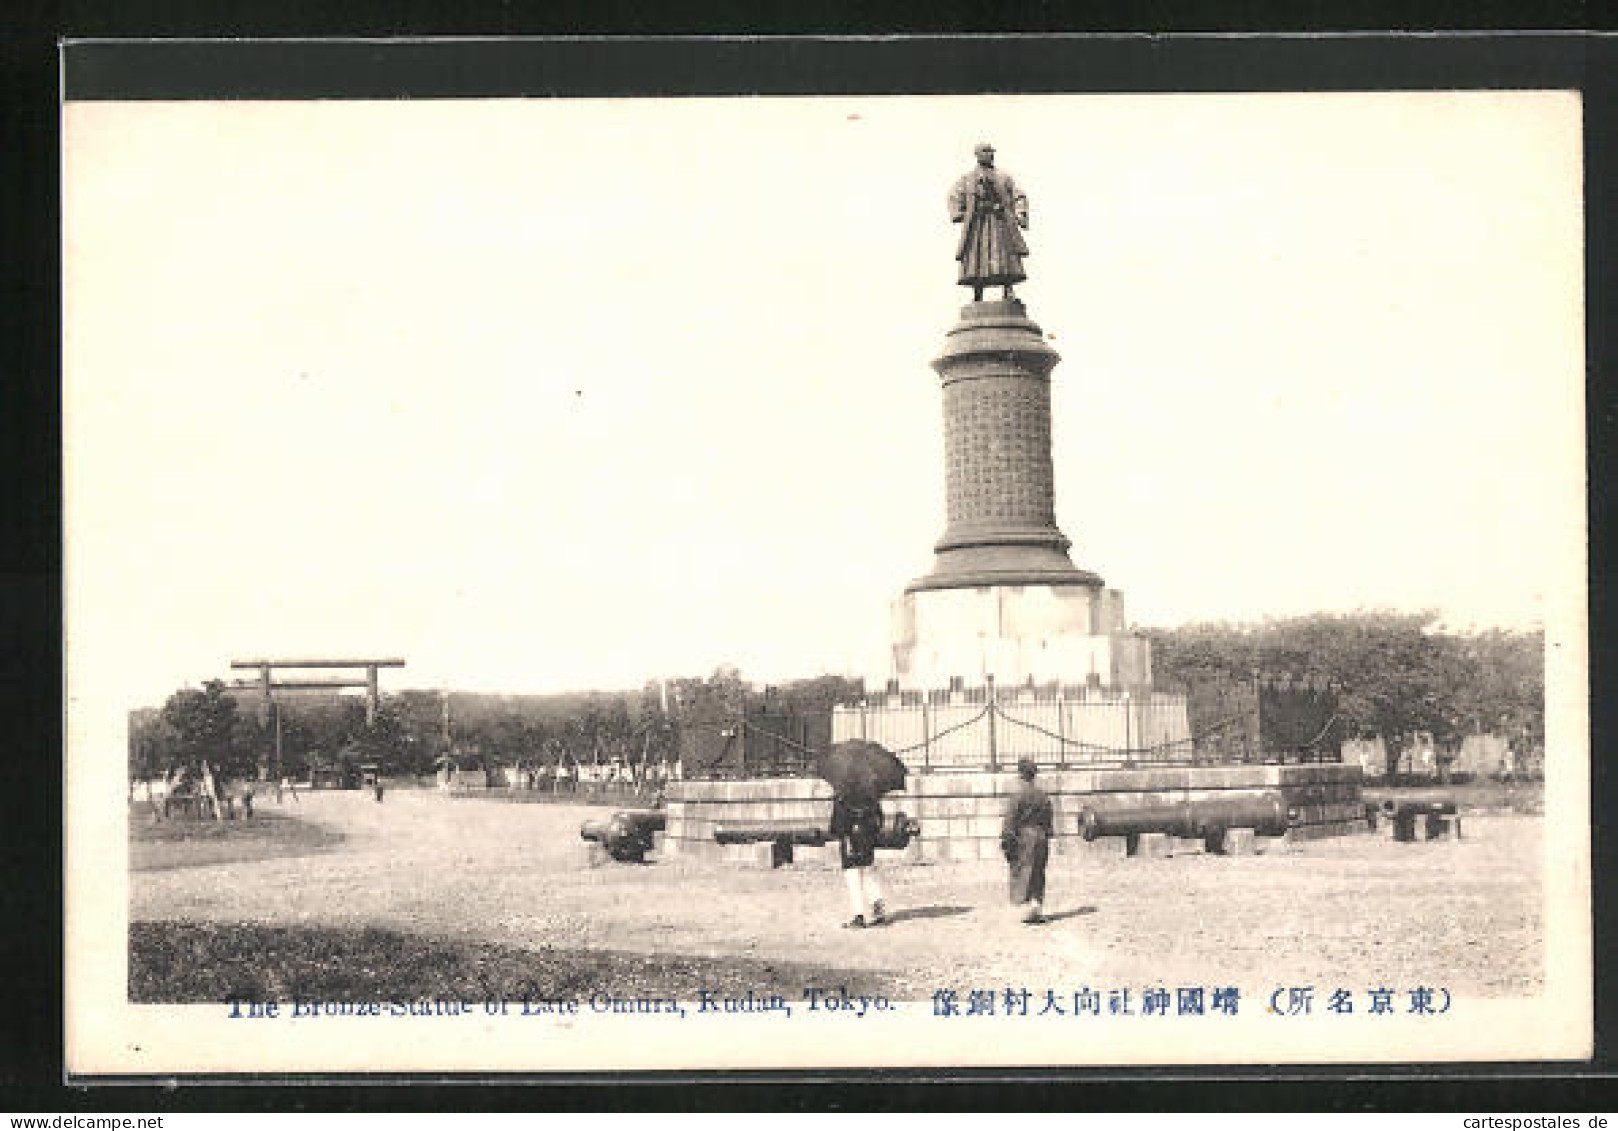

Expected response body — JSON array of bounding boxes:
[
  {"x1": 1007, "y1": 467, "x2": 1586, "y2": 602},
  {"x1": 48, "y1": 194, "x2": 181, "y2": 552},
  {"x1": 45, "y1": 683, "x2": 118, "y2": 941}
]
[
  {"x1": 829, "y1": 791, "x2": 888, "y2": 929},
  {"x1": 1001, "y1": 758, "x2": 1053, "y2": 925}
]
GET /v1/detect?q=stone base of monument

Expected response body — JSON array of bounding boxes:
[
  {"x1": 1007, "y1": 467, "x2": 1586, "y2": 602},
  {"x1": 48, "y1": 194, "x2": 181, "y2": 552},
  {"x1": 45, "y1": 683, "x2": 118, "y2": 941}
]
[
  {"x1": 890, "y1": 584, "x2": 1156, "y2": 690},
  {"x1": 662, "y1": 763, "x2": 1365, "y2": 864}
]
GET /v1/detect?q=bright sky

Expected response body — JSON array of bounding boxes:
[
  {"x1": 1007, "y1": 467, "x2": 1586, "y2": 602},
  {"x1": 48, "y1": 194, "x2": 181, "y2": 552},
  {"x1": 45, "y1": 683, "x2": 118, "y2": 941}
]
[{"x1": 64, "y1": 92, "x2": 1584, "y2": 710}]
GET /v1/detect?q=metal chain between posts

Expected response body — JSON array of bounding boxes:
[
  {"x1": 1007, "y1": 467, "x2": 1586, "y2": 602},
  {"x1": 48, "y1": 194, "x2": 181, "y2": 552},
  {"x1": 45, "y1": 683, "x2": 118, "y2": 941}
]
[
  {"x1": 736, "y1": 717, "x2": 818, "y2": 756},
  {"x1": 988, "y1": 700, "x2": 1262, "y2": 758},
  {"x1": 884, "y1": 704, "x2": 993, "y2": 756},
  {"x1": 690, "y1": 702, "x2": 1329, "y2": 777},
  {"x1": 736, "y1": 703, "x2": 993, "y2": 759},
  {"x1": 742, "y1": 703, "x2": 1239, "y2": 763},
  {"x1": 1299, "y1": 711, "x2": 1342, "y2": 751}
]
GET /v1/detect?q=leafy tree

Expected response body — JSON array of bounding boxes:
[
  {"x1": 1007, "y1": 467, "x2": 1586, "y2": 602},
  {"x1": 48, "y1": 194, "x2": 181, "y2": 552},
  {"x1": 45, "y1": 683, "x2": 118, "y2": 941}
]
[
  {"x1": 158, "y1": 680, "x2": 253, "y2": 780},
  {"x1": 127, "y1": 708, "x2": 173, "y2": 782},
  {"x1": 350, "y1": 699, "x2": 408, "y2": 775},
  {"x1": 1145, "y1": 611, "x2": 1541, "y2": 776}
]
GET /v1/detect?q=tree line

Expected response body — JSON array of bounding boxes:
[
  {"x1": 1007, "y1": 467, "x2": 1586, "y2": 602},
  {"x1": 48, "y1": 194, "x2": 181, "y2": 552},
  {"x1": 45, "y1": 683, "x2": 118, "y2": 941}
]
[
  {"x1": 1143, "y1": 611, "x2": 1543, "y2": 777},
  {"x1": 127, "y1": 666, "x2": 863, "y2": 785},
  {"x1": 128, "y1": 613, "x2": 1541, "y2": 784}
]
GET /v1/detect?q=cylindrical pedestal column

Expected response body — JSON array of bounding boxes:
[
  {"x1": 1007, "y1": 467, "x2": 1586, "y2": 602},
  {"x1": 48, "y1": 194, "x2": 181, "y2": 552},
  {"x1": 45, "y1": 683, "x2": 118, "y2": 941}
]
[{"x1": 909, "y1": 298, "x2": 1101, "y2": 593}]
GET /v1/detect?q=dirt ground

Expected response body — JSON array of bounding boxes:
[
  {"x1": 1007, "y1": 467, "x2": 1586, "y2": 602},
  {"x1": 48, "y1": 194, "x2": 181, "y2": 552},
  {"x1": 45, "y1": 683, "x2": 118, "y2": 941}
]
[{"x1": 129, "y1": 788, "x2": 1543, "y2": 1002}]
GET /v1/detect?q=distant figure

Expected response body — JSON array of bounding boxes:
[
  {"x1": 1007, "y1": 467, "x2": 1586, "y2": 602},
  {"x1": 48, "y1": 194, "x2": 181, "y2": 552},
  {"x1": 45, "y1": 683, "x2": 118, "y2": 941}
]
[
  {"x1": 948, "y1": 142, "x2": 1030, "y2": 302},
  {"x1": 1001, "y1": 759, "x2": 1052, "y2": 925},
  {"x1": 830, "y1": 793, "x2": 888, "y2": 929},
  {"x1": 374, "y1": 780, "x2": 386, "y2": 803}
]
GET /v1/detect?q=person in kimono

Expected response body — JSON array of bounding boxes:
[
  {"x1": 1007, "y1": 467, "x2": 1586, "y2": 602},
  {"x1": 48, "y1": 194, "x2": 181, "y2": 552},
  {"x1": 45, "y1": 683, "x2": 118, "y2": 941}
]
[
  {"x1": 1001, "y1": 758, "x2": 1053, "y2": 924},
  {"x1": 948, "y1": 142, "x2": 1031, "y2": 301},
  {"x1": 829, "y1": 791, "x2": 888, "y2": 928}
]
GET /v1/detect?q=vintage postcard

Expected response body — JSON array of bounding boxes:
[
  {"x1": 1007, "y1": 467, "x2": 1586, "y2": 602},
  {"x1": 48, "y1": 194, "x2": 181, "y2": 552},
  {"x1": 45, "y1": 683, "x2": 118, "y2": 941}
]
[{"x1": 63, "y1": 72, "x2": 1590, "y2": 1075}]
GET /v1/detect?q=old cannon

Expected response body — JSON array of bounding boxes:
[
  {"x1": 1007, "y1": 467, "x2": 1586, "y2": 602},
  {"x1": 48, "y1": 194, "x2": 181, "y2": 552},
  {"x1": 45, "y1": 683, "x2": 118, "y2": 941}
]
[
  {"x1": 1380, "y1": 796, "x2": 1459, "y2": 842},
  {"x1": 1079, "y1": 794, "x2": 1289, "y2": 843},
  {"x1": 579, "y1": 808, "x2": 667, "y2": 862},
  {"x1": 714, "y1": 811, "x2": 921, "y2": 852},
  {"x1": 1371, "y1": 789, "x2": 1458, "y2": 816}
]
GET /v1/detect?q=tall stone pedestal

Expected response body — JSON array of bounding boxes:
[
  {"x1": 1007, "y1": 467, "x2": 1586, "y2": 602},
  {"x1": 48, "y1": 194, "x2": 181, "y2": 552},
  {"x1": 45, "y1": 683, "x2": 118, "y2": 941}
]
[
  {"x1": 911, "y1": 299, "x2": 1093, "y2": 591},
  {"x1": 893, "y1": 297, "x2": 1150, "y2": 691}
]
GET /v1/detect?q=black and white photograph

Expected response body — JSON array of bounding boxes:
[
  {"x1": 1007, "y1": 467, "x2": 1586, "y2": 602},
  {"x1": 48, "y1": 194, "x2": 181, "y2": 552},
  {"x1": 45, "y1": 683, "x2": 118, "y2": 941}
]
[{"x1": 62, "y1": 46, "x2": 1590, "y2": 1075}]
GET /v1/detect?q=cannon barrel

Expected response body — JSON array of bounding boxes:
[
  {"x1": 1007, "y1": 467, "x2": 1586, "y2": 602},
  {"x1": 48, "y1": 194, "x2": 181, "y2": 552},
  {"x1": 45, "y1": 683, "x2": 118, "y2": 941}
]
[
  {"x1": 579, "y1": 808, "x2": 666, "y2": 862},
  {"x1": 1370, "y1": 790, "x2": 1457, "y2": 815},
  {"x1": 1386, "y1": 799, "x2": 1457, "y2": 818},
  {"x1": 1080, "y1": 795, "x2": 1288, "y2": 841},
  {"x1": 714, "y1": 812, "x2": 920, "y2": 851},
  {"x1": 714, "y1": 824, "x2": 828, "y2": 846}
]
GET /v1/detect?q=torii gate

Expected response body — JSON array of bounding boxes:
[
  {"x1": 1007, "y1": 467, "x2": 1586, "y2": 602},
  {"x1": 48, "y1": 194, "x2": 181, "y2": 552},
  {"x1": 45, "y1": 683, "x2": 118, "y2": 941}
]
[
  {"x1": 229, "y1": 657, "x2": 406, "y2": 727},
  {"x1": 227, "y1": 657, "x2": 406, "y2": 786}
]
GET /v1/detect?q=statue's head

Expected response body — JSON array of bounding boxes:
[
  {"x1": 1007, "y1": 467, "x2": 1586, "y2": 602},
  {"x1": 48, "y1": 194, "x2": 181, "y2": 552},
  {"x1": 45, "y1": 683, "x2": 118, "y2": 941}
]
[{"x1": 974, "y1": 142, "x2": 996, "y2": 166}]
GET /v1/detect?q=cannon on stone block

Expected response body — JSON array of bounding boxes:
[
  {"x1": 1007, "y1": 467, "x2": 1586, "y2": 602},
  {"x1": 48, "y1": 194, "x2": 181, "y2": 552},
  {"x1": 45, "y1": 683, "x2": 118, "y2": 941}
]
[
  {"x1": 1380, "y1": 796, "x2": 1459, "y2": 843},
  {"x1": 714, "y1": 811, "x2": 921, "y2": 854},
  {"x1": 1079, "y1": 795, "x2": 1289, "y2": 848},
  {"x1": 579, "y1": 808, "x2": 667, "y2": 862},
  {"x1": 1374, "y1": 790, "x2": 1458, "y2": 818}
]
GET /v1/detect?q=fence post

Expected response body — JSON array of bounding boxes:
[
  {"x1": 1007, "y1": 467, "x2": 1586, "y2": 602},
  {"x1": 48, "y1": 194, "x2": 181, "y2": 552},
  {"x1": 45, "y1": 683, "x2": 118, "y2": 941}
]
[
  {"x1": 1123, "y1": 691, "x2": 1132, "y2": 765},
  {"x1": 986, "y1": 675, "x2": 999, "y2": 772},
  {"x1": 1056, "y1": 690, "x2": 1067, "y2": 767},
  {"x1": 922, "y1": 698, "x2": 931, "y2": 771}
]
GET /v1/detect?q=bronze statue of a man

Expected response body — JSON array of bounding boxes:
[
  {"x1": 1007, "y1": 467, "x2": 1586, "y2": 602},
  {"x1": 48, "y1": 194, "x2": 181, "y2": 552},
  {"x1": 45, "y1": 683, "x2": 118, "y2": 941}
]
[{"x1": 949, "y1": 142, "x2": 1029, "y2": 301}]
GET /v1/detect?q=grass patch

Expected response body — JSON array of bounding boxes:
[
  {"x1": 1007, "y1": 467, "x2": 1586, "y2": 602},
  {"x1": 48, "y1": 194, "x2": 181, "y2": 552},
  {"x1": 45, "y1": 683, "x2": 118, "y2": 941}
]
[
  {"x1": 129, "y1": 920, "x2": 911, "y2": 1004},
  {"x1": 129, "y1": 807, "x2": 345, "y2": 872}
]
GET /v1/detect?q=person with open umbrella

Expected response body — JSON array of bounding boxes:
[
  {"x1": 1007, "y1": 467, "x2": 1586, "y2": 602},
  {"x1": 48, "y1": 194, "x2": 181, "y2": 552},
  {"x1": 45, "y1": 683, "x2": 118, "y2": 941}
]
[
  {"x1": 828, "y1": 790, "x2": 887, "y2": 928},
  {"x1": 817, "y1": 740, "x2": 907, "y2": 929}
]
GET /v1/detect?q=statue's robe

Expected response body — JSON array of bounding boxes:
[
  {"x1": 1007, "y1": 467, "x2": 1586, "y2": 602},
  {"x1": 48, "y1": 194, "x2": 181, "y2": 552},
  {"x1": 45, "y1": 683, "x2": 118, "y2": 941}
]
[
  {"x1": 1001, "y1": 780, "x2": 1053, "y2": 905},
  {"x1": 949, "y1": 167, "x2": 1030, "y2": 288}
]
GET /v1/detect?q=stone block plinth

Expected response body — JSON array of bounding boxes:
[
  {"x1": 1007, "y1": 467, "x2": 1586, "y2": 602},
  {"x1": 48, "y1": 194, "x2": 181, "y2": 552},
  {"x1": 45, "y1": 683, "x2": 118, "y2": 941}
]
[
  {"x1": 1425, "y1": 814, "x2": 1462, "y2": 841},
  {"x1": 890, "y1": 583, "x2": 1153, "y2": 690},
  {"x1": 1128, "y1": 832, "x2": 1174, "y2": 859},
  {"x1": 1210, "y1": 827, "x2": 1258, "y2": 856}
]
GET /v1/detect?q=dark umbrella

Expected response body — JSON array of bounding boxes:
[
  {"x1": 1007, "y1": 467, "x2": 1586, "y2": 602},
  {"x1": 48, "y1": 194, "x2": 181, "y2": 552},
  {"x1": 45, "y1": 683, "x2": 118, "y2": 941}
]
[{"x1": 815, "y1": 740, "x2": 907, "y2": 800}]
